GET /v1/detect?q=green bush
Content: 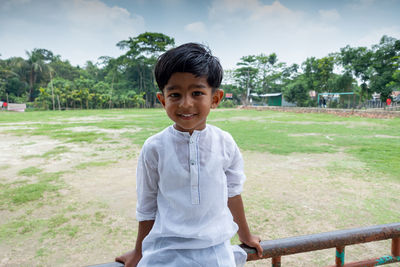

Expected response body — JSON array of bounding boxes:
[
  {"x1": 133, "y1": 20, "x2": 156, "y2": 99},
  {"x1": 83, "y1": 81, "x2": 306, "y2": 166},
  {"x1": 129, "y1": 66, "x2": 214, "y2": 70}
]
[{"x1": 218, "y1": 100, "x2": 236, "y2": 108}]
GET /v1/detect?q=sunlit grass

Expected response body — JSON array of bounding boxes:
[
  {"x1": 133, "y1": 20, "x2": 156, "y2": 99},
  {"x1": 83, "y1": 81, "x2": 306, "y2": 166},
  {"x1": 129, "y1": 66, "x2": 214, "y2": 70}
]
[
  {"x1": 75, "y1": 160, "x2": 117, "y2": 170},
  {"x1": 18, "y1": 167, "x2": 43, "y2": 177},
  {"x1": 1, "y1": 171, "x2": 63, "y2": 207}
]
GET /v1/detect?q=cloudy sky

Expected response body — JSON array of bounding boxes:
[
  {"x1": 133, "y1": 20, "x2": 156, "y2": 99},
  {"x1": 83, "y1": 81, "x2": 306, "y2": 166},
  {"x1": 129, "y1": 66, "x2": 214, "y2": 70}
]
[{"x1": 1, "y1": 0, "x2": 399, "y2": 70}]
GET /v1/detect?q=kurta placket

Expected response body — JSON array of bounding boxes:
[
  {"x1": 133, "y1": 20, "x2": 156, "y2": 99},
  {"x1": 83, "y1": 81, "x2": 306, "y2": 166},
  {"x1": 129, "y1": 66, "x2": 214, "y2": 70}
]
[{"x1": 189, "y1": 131, "x2": 200, "y2": 205}]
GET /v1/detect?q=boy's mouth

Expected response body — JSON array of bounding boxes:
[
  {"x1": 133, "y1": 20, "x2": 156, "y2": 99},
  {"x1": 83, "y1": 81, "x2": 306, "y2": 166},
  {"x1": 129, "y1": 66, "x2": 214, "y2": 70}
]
[{"x1": 178, "y1": 113, "x2": 196, "y2": 119}]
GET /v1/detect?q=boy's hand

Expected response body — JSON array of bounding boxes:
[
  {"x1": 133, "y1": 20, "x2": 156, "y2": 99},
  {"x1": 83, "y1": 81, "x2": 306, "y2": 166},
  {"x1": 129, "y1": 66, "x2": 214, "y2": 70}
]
[
  {"x1": 115, "y1": 249, "x2": 142, "y2": 267},
  {"x1": 118, "y1": 220, "x2": 154, "y2": 266},
  {"x1": 240, "y1": 234, "x2": 263, "y2": 258}
]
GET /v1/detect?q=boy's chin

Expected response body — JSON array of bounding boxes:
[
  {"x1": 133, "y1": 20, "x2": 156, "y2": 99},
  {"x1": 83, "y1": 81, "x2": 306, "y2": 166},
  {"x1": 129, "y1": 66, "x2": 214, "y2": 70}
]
[{"x1": 174, "y1": 123, "x2": 206, "y2": 133}]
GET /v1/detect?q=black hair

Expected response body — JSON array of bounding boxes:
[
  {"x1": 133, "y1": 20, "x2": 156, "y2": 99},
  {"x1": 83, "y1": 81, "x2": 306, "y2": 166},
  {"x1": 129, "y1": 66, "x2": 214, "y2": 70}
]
[{"x1": 154, "y1": 43, "x2": 223, "y2": 92}]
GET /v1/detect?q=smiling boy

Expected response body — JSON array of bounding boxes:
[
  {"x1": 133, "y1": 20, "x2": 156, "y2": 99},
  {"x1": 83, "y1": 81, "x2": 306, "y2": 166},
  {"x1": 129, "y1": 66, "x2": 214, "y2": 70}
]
[{"x1": 117, "y1": 43, "x2": 262, "y2": 267}]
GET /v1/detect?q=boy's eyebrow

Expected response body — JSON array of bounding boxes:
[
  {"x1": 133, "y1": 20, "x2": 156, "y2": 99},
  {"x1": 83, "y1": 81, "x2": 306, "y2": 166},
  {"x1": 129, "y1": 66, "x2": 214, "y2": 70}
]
[
  {"x1": 165, "y1": 85, "x2": 177, "y2": 91},
  {"x1": 190, "y1": 84, "x2": 207, "y2": 89},
  {"x1": 165, "y1": 83, "x2": 208, "y2": 91}
]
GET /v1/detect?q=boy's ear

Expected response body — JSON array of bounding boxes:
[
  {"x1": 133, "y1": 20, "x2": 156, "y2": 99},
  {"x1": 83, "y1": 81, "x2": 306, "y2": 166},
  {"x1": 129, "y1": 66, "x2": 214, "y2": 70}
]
[
  {"x1": 156, "y1": 92, "x2": 166, "y2": 107},
  {"x1": 211, "y1": 89, "x2": 224, "y2": 109}
]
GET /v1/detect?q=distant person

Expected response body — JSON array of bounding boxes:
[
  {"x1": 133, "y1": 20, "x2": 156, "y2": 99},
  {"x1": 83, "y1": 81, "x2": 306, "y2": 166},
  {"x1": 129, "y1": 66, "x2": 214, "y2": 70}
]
[
  {"x1": 386, "y1": 98, "x2": 392, "y2": 106},
  {"x1": 2, "y1": 102, "x2": 7, "y2": 110},
  {"x1": 0, "y1": 101, "x2": 3, "y2": 110},
  {"x1": 322, "y1": 97, "x2": 327, "y2": 108},
  {"x1": 115, "y1": 43, "x2": 263, "y2": 267}
]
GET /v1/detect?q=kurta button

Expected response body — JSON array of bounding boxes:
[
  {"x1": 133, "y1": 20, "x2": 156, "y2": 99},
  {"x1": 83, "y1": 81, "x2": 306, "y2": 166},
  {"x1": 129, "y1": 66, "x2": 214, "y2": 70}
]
[{"x1": 190, "y1": 160, "x2": 196, "y2": 165}]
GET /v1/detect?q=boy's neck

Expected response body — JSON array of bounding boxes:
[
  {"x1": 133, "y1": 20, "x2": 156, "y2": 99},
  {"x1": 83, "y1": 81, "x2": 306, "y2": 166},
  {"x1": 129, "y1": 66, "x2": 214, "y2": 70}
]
[{"x1": 173, "y1": 124, "x2": 207, "y2": 135}]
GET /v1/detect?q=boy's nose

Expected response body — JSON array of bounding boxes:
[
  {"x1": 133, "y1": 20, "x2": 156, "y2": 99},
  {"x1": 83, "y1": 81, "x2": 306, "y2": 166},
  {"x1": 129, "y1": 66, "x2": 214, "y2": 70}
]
[{"x1": 179, "y1": 95, "x2": 194, "y2": 108}]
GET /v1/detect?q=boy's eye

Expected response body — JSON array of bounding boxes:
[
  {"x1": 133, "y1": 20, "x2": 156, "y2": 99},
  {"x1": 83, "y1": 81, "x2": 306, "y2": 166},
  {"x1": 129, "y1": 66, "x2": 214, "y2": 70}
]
[
  {"x1": 168, "y1": 93, "x2": 180, "y2": 98},
  {"x1": 193, "y1": 91, "x2": 204, "y2": 96}
]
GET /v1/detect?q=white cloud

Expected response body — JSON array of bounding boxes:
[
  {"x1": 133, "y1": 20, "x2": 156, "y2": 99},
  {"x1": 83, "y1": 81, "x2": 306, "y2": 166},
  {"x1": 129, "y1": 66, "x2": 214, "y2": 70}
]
[
  {"x1": 250, "y1": 1, "x2": 300, "y2": 21},
  {"x1": 184, "y1": 22, "x2": 207, "y2": 34},
  {"x1": 210, "y1": 0, "x2": 302, "y2": 23},
  {"x1": 209, "y1": 0, "x2": 304, "y2": 32},
  {"x1": 206, "y1": 0, "x2": 344, "y2": 68},
  {"x1": 319, "y1": 9, "x2": 340, "y2": 22},
  {"x1": 66, "y1": 0, "x2": 145, "y2": 40},
  {"x1": 354, "y1": 26, "x2": 400, "y2": 47},
  {"x1": 0, "y1": 0, "x2": 145, "y2": 65}
]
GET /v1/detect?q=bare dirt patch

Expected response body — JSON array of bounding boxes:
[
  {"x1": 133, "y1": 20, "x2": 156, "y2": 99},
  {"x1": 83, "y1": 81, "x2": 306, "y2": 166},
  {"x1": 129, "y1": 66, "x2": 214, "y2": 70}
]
[
  {"x1": 64, "y1": 158, "x2": 137, "y2": 218},
  {"x1": 0, "y1": 134, "x2": 62, "y2": 183},
  {"x1": 0, "y1": 120, "x2": 141, "y2": 266}
]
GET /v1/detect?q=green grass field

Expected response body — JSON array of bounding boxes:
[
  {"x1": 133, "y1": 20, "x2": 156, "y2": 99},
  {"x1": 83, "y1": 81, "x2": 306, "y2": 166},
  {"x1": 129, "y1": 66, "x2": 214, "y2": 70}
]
[{"x1": 0, "y1": 109, "x2": 399, "y2": 266}]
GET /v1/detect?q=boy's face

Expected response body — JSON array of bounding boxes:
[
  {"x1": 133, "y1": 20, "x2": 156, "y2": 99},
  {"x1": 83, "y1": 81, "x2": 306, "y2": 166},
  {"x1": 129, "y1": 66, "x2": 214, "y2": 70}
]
[{"x1": 157, "y1": 72, "x2": 223, "y2": 134}]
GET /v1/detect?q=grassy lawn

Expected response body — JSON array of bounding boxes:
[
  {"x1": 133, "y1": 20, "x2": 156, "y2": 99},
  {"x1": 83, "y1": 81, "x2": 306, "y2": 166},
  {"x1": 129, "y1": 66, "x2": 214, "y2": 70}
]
[{"x1": 0, "y1": 108, "x2": 399, "y2": 266}]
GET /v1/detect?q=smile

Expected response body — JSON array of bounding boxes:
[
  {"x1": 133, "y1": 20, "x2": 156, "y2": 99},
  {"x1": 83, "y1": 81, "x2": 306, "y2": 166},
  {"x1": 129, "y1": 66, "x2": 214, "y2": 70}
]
[{"x1": 179, "y1": 113, "x2": 196, "y2": 119}]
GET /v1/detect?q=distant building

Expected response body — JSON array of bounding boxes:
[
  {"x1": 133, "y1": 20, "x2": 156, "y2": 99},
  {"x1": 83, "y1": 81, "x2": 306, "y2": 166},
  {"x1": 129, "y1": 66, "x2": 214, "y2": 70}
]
[
  {"x1": 7, "y1": 103, "x2": 26, "y2": 112},
  {"x1": 250, "y1": 93, "x2": 296, "y2": 107}
]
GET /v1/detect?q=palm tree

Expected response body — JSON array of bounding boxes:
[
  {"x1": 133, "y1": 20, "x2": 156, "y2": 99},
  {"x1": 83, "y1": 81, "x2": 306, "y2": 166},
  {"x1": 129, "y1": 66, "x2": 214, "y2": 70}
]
[
  {"x1": 25, "y1": 50, "x2": 45, "y2": 101},
  {"x1": 0, "y1": 57, "x2": 25, "y2": 101},
  {"x1": 25, "y1": 48, "x2": 54, "y2": 102},
  {"x1": 48, "y1": 66, "x2": 56, "y2": 110}
]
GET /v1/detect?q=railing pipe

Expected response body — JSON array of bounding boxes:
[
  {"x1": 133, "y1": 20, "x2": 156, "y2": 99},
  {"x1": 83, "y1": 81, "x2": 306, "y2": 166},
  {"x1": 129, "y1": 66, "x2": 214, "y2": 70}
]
[{"x1": 242, "y1": 222, "x2": 400, "y2": 266}]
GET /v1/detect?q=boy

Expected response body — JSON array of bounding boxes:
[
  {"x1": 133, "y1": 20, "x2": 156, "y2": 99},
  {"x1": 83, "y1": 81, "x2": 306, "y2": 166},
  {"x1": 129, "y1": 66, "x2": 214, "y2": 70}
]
[{"x1": 117, "y1": 43, "x2": 263, "y2": 266}]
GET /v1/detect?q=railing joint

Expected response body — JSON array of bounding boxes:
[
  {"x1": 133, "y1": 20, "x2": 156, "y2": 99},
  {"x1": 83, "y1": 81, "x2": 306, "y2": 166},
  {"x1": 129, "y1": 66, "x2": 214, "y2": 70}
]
[
  {"x1": 272, "y1": 256, "x2": 281, "y2": 267},
  {"x1": 392, "y1": 237, "x2": 400, "y2": 257},
  {"x1": 335, "y1": 246, "x2": 345, "y2": 266}
]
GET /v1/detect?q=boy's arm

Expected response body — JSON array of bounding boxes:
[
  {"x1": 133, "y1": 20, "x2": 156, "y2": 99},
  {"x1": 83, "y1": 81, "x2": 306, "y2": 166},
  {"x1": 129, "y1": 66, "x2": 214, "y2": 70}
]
[
  {"x1": 116, "y1": 220, "x2": 155, "y2": 267},
  {"x1": 228, "y1": 194, "x2": 263, "y2": 258},
  {"x1": 134, "y1": 220, "x2": 155, "y2": 258}
]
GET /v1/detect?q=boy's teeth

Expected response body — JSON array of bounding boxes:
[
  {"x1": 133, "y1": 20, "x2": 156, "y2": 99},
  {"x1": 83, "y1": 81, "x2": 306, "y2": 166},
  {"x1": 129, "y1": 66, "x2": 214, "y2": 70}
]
[{"x1": 182, "y1": 114, "x2": 193, "y2": 117}]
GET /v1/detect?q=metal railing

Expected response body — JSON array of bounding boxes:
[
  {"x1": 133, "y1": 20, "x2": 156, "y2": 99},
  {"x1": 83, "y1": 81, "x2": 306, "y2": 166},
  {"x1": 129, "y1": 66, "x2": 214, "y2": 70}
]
[
  {"x1": 90, "y1": 222, "x2": 400, "y2": 267},
  {"x1": 242, "y1": 222, "x2": 400, "y2": 266}
]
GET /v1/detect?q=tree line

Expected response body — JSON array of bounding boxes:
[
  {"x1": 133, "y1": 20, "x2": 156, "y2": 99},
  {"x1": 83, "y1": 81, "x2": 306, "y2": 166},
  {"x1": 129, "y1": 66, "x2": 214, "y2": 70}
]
[
  {"x1": 1, "y1": 33, "x2": 399, "y2": 109},
  {"x1": 0, "y1": 32, "x2": 174, "y2": 110},
  {"x1": 224, "y1": 35, "x2": 400, "y2": 107}
]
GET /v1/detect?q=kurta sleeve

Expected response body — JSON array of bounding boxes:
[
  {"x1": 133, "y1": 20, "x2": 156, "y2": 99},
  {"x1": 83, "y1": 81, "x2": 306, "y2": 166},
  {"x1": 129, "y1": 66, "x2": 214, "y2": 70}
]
[
  {"x1": 225, "y1": 139, "x2": 246, "y2": 198},
  {"x1": 136, "y1": 144, "x2": 159, "y2": 221}
]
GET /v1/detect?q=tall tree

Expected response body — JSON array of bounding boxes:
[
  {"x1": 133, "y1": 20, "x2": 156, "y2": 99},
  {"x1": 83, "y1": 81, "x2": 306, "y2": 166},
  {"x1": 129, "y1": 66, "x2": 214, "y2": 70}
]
[
  {"x1": 337, "y1": 45, "x2": 373, "y2": 100},
  {"x1": 117, "y1": 32, "x2": 175, "y2": 107},
  {"x1": 255, "y1": 53, "x2": 285, "y2": 94},
  {"x1": 302, "y1": 56, "x2": 335, "y2": 94},
  {"x1": 369, "y1": 36, "x2": 400, "y2": 100},
  {"x1": 25, "y1": 48, "x2": 54, "y2": 101},
  {"x1": 234, "y1": 55, "x2": 258, "y2": 104},
  {"x1": 283, "y1": 76, "x2": 310, "y2": 106},
  {"x1": 0, "y1": 57, "x2": 29, "y2": 102},
  {"x1": 49, "y1": 58, "x2": 82, "y2": 81},
  {"x1": 99, "y1": 56, "x2": 123, "y2": 108}
]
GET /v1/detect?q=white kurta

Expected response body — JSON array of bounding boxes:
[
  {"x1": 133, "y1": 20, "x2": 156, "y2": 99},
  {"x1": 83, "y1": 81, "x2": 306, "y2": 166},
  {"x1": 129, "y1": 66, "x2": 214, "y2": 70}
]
[{"x1": 136, "y1": 125, "x2": 247, "y2": 266}]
